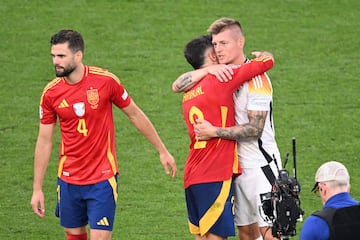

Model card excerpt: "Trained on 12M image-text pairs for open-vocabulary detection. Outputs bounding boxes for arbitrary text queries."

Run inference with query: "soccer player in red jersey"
[174,35,274,240]
[30,30,177,240]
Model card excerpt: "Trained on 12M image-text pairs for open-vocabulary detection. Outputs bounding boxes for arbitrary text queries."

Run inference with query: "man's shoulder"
[87,65,122,83]
[42,77,64,95]
[300,214,330,240]
[310,204,360,240]
[312,207,337,226]
[87,65,115,77]
[88,65,109,74]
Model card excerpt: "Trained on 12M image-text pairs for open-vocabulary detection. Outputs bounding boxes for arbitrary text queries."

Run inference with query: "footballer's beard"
[55,64,76,77]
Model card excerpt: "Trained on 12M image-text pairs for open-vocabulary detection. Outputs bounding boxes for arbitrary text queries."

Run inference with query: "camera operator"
[300,161,359,240]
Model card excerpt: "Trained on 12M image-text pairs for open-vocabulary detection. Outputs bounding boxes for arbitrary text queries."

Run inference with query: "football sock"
[66,232,88,240]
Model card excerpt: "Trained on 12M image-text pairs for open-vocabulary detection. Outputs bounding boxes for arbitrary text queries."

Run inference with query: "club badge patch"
[73,102,85,117]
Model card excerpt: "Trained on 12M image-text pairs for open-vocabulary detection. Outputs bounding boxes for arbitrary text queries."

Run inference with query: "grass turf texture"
[1,0,359,239]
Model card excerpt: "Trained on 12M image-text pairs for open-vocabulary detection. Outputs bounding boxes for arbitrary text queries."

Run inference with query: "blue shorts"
[185,178,235,238]
[55,175,118,230]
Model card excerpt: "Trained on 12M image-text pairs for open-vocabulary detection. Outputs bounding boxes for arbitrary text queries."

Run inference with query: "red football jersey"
[40,66,131,185]
[182,57,273,189]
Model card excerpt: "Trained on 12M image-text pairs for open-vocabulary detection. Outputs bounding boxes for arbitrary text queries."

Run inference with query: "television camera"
[260,138,304,240]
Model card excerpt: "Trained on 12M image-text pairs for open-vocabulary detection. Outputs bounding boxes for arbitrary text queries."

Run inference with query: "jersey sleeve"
[229,56,274,92]
[108,74,131,108]
[247,73,272,111]
[40,90,57,124]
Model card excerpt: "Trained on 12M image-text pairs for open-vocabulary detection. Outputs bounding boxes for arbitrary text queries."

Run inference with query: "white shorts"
[233,162,279,227]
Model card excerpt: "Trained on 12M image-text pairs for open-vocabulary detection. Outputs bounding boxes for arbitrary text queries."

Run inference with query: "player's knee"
[238,224,260,239]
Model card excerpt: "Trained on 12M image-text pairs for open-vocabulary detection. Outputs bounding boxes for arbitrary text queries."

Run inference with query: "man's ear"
[239,36,245,48]
[75,50,83,63]
[208,50,217,64]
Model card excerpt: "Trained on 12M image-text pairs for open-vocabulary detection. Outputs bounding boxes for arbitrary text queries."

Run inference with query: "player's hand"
[159,151,177,178]
[205,64,234,82]
[252,51,274,63]
[31,190,46,217]
[194,119,217,140]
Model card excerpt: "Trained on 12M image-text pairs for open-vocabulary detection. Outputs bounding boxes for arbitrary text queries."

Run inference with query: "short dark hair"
[50,30,84,53]
[183,35,212,70]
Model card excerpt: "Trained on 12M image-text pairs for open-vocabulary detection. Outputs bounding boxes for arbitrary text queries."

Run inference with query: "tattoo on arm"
[175,73,193,92]
[216,111,267,141]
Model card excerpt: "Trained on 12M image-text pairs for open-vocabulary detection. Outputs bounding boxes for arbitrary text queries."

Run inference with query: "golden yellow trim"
[188,220,200,235]
[107,131,117,174]
[199,178,232,236]
[233,145,240,174]
[60,139,65,155]
[88,66,122,84]
[108,176,118,203]
[217,106,229,146]
[40,78,62,105]
[57,156,67,177]
[220,106,228,128]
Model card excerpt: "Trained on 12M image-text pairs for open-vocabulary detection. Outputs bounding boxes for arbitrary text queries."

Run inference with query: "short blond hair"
[207,17,243,35]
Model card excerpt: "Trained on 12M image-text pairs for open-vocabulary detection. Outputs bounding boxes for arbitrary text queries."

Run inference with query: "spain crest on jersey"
[87,88,99,109]
[73,102,85,117]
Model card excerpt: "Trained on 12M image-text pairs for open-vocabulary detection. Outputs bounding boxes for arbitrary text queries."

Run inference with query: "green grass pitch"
[1,0,359,239]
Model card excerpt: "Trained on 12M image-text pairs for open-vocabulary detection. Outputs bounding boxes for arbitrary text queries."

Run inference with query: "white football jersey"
[234,72,281,169]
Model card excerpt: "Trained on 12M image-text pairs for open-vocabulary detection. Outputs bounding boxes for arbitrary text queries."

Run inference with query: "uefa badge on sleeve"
[39,106,43,120]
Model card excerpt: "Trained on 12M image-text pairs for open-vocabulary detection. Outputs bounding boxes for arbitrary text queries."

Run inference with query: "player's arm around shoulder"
[171,64,234,93]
